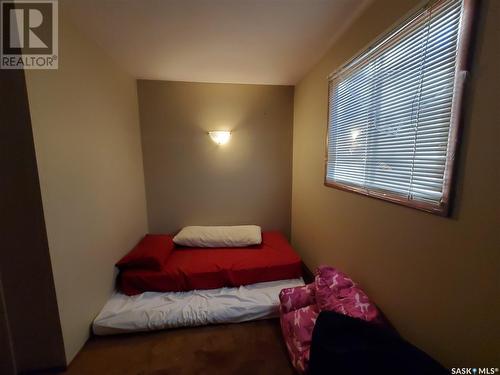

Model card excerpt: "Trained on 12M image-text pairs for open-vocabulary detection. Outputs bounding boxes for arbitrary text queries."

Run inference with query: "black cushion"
[309,311,448,375]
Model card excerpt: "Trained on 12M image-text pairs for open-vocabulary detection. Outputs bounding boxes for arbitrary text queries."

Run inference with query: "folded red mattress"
[118,231,302,295]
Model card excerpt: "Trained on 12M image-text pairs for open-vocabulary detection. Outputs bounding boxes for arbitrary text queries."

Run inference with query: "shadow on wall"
[0,69,66,372]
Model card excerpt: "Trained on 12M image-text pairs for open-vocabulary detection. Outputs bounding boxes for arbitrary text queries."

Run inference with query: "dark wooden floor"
[59,319,296,375]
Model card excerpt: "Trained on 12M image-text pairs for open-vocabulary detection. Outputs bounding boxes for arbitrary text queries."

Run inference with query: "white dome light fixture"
[208,131,231,145]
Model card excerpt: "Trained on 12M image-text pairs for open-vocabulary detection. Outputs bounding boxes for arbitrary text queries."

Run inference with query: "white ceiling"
[64,0,371,85]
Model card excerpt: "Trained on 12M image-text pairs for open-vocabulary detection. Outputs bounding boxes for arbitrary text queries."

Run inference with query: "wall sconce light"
[208,131,231,145]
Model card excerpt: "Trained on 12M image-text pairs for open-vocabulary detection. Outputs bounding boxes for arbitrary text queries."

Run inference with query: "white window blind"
[326,0,473,215]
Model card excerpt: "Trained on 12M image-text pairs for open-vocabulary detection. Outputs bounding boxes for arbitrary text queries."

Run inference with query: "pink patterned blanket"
[279,266,382,373]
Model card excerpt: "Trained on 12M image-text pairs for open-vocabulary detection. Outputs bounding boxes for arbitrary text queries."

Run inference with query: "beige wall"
[1,69,65,371]
[138,80,294,236]
[24,6,148,363]
[292,0,500,367]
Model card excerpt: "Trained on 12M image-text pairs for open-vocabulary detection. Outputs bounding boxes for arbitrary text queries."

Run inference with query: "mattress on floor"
[93,277,305,335]
[118,231,302,295]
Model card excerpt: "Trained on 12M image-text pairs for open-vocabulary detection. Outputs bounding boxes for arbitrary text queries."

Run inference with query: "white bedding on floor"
[93,278,304,335]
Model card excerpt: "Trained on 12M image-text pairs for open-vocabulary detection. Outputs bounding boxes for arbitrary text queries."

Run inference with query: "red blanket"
[118,231,302,295]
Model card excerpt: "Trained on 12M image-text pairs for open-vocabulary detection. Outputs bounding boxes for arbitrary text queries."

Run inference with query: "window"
[325,0,476,215]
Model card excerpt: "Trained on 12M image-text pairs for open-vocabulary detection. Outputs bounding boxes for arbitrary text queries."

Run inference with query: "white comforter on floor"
[93,278,304,335]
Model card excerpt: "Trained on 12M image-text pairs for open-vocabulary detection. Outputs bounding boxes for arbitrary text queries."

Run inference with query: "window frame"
[323,0,478,216]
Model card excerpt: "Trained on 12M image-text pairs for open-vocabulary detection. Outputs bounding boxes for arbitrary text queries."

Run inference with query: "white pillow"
[173,225,262,248]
